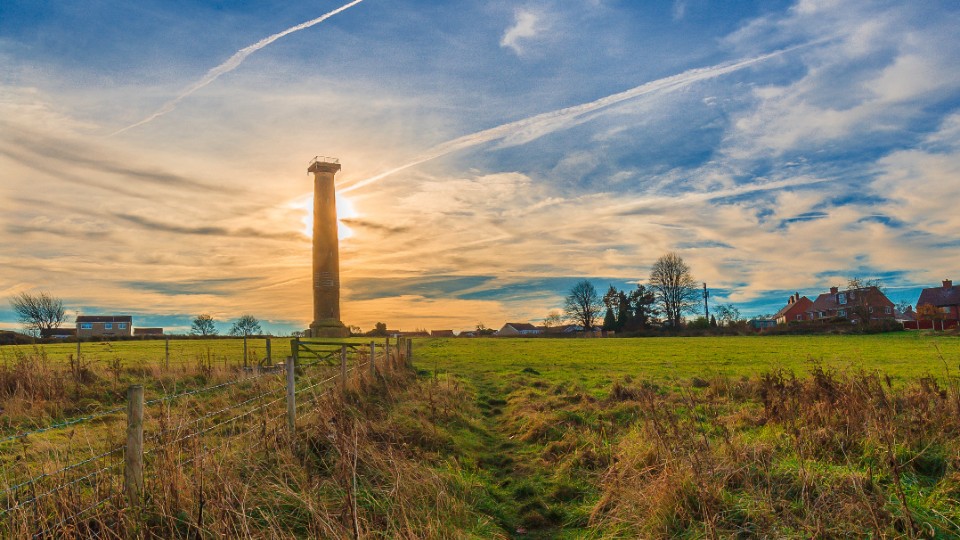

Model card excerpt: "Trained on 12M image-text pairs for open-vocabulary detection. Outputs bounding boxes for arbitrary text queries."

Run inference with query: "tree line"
[562,252,742,332]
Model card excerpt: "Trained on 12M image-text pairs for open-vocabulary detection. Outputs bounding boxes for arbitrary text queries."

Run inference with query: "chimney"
[830,286,839,295]
[788,294,795,305]
[944,279,953,289]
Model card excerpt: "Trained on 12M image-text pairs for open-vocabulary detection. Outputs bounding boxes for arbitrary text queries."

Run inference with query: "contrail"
[340,42,817,194]
[112,0,366,136]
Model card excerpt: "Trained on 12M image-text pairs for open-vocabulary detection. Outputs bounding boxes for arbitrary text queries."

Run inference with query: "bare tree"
[10,291,66,337]
[564,280,603,331]
[845,277,886,325]
[543,311,564,330]
[190,314,218,336]
[649,253,699,327]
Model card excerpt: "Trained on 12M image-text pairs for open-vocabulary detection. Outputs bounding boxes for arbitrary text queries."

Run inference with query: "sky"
[2,0,960,335]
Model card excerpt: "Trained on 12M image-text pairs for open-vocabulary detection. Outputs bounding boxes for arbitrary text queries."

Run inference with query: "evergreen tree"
[602,307,617,330]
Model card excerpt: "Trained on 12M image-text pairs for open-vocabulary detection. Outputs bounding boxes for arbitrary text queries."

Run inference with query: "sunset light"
[290,193,357,241]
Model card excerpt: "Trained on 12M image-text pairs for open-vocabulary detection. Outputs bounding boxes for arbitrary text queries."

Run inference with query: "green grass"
[415,333,960,386]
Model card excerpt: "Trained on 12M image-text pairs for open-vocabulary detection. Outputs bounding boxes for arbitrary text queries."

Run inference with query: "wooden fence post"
[76,338,81,361]
[266,337,272,366]
[384,337,390,365]
[369,342,376,378]
[125,385,144,508]
[243,334,248,369]
[341,345,348,383]
[407,339,413,364]
[286,353,296,439]
[165,337,170,371]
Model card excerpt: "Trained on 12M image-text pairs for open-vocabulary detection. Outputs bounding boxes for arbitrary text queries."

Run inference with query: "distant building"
[40,327,77,339]
[750,318,777,330]
[917,280,960,322]
[807,285,894,324]
[431,330,455,337]
[134,328,164,336]
[497,323,542,336]
[76,316,133,338]
[774,293,813,324]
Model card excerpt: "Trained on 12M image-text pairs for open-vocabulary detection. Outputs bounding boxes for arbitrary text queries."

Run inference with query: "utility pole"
[703,283,710,320]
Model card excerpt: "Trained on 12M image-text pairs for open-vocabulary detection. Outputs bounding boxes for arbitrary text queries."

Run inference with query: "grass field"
[4,332,960,538]
[417,332,960,385]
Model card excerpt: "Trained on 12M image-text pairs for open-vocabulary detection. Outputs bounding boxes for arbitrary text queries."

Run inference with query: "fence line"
[0,338,411,536]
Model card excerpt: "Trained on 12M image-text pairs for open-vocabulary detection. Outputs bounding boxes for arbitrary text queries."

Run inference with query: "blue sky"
[1,0,959,334]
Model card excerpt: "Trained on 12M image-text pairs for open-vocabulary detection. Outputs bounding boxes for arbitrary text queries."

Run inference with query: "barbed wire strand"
[0,445,124,498]
[0,460,120,517]
[32,492,113,539]
[0,406,127,447]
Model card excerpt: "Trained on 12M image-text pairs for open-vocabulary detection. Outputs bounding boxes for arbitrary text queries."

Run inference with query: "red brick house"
[773,293,813,324]
[807,286,895,324]
[916,279,960,328]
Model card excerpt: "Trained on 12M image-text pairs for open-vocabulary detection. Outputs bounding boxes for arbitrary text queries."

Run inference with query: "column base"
[308,320,350,338]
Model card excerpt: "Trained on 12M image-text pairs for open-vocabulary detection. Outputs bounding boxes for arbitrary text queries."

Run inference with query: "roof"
[431,330,455,337]
[773,296,812,320]
[504,322,538,331]
[809,292,839,313]
[917,284,960,308]
[76,315,133,323]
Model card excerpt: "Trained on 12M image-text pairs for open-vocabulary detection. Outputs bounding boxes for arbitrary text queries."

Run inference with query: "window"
[869,306,874,313]
[80,323,92,329]
[943,307,951,314]
[838,309,847,317]
[104,323,113,330]
[118,323,127,329]
[838,293,847,305]
[885,306,891,314]
[796,314,802,320]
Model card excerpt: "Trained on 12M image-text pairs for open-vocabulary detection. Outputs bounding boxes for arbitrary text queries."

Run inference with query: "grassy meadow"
[4,331,960,538]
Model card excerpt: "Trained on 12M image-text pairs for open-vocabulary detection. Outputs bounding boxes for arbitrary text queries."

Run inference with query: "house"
[430,330,455,337]
[773,293,813,324]
[497,323,542,336]
[76,316,133,338]
[40,327,77,338]
[807,285,895,324]
[134,328,164,336]
[914,279,960,330]
[750,318,777,330]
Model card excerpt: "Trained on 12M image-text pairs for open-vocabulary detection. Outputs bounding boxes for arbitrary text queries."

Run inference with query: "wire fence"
[0,336,414,538]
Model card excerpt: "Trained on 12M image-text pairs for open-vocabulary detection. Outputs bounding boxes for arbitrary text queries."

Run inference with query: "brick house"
[917,280,960,321]
[773,293,813,324]
[76,316,133,338]
[807,286,895,323]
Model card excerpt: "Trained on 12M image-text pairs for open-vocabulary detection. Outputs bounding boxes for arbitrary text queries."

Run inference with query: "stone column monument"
[308,157,349,337]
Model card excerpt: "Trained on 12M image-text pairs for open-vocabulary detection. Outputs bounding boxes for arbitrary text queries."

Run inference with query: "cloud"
[500,9,544,55]
[112,0,368,135]
[672,1,687,21]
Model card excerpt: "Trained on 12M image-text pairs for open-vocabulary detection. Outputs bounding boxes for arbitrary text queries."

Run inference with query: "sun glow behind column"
[289,194,357,240]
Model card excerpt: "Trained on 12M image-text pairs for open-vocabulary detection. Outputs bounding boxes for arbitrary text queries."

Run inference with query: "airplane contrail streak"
[340,41,819,194]
[112,0,366,136]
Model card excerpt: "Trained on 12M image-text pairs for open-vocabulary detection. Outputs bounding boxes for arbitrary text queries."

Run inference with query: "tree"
[229,315,261,336]
[628,284,658,329]
[715,303,741,326]
[475,323,496,336]
[10,291,65,337]
[602,307,617,331]
[917,304,943,322]
[845,277,885,325]
[543,311,564,331]
[190,314,218,336]
[649,253,699,328]
[564,280,603,331]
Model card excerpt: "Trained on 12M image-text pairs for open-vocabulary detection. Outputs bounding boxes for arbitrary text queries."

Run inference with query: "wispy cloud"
[111,0,367,135]
[340,41,821,194]
[500,9,544,55]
